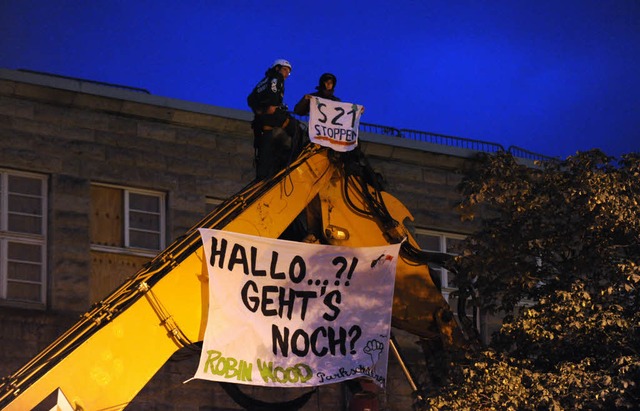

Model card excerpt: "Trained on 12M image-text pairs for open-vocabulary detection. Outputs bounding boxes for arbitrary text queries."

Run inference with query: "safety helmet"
[319,73,337,86]
[272,59,292,71]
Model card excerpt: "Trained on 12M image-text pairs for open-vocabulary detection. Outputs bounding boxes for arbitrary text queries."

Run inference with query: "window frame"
[0,169,48,307]
[414,228,480,330]
[90,183,166,257]
[414,228,465,292]
[124,188,166,251]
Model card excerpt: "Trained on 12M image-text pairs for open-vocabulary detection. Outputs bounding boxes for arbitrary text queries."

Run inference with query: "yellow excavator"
[0,144,472,410]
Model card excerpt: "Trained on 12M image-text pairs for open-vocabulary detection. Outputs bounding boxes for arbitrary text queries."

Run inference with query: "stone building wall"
[0,69,481,410]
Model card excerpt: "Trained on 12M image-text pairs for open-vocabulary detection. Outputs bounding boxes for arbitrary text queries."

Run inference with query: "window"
[414,229,479,329]
[0,170,47,306]
[414,229,464,292]
[125,191,164,250]
[91,184,165,253]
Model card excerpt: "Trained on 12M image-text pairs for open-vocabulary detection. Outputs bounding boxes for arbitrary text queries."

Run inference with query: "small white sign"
[308,97,364,152]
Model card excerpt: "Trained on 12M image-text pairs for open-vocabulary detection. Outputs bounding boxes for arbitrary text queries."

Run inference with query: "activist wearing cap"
[247,58,301,179]
[272,59,292,71]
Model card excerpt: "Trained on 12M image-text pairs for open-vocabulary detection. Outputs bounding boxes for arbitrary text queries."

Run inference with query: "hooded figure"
[316,73,338,97]
[293,72,341,116]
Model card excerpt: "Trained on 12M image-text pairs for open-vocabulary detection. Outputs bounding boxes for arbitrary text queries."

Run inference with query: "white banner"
[308,97,363,152]
[192,229,399,389]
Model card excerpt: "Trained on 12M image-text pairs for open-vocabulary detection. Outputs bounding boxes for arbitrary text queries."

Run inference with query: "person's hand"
[266,105,277,114]
[304,94,312,100]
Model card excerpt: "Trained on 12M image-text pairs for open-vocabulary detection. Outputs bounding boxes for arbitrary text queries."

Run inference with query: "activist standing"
[294,73,344,244]
[293,72,341,116]
[247,59,301,179]
[294,72,365,118]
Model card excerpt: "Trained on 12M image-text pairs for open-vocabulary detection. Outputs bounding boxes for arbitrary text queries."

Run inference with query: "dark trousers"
[255,127,293,179]
[253,110,301,179]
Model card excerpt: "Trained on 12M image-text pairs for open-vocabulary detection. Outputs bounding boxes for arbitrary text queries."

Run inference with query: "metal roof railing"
[359,123,401,137]
[293,113,554,160]
[507,145,559,162]
[399,128,505,153]
[293,113,553,161]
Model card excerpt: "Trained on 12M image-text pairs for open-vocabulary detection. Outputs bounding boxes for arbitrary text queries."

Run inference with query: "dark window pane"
[130,230,160,250]
[6,281,41,302]
[8,242,42,262]
[8,261,42,282]
[129,210,160,231]
[8,214,42,234]
[417,234,441,251]
[129,193,160,213]
[8,242,43,283]
[9,194,42,214]
[9,175,42,196]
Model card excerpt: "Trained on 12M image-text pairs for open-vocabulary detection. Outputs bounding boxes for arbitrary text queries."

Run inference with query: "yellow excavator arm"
[0,145,466,410]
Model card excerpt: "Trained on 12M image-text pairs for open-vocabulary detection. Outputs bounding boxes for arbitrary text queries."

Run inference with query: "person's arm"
[293,94,312,115]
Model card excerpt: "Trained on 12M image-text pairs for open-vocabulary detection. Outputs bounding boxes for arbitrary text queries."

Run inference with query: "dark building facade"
[0,68,504,410]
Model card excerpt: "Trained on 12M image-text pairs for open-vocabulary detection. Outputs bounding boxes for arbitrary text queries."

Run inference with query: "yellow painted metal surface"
[1,147,463,409]
[4,248,207,410]
[317,167,458,340]
[1,148,335,410]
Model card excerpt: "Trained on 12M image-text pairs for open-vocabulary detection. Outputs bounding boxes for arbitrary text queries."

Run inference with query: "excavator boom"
[0,145,465,410]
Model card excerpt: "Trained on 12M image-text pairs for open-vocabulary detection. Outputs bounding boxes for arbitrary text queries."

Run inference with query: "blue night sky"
[1,0,639,159]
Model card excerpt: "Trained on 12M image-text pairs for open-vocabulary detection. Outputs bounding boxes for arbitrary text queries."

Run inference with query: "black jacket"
[247,68,286,113]
[293,90,341,116]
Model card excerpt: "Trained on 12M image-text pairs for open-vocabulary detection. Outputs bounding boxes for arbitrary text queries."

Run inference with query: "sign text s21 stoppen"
[308,97,364,152]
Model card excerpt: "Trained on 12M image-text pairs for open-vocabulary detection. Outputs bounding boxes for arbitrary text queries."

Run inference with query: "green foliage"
[424,150,640,410]
[454,150,640,313]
